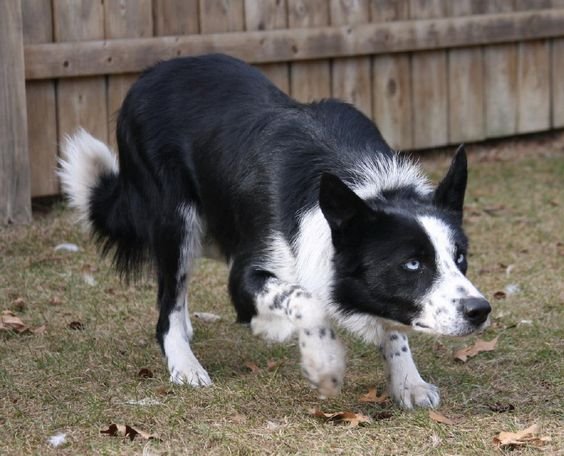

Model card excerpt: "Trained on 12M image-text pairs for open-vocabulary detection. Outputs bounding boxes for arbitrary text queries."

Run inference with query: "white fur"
[164,306,211,386]
[382,331,440,409]
[164,204,212,386]
[293,208,334,303]
[58,129,118,227]
[251,279,346,398]
[414,216,488,336]
[352,154,433,200]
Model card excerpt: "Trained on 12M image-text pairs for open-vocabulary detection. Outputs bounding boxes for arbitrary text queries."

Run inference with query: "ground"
[1,133,563,455]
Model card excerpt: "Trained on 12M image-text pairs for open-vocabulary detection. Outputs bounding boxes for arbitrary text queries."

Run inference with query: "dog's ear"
[319,173,371,235]
[433,144,467,218]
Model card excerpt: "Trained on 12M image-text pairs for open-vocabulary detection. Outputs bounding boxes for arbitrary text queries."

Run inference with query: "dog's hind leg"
[155,204,211,386]
[378,330,439,409]
[230,265,345,398]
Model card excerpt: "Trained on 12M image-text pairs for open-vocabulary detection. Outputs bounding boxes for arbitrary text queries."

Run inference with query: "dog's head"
[319,146,490,337]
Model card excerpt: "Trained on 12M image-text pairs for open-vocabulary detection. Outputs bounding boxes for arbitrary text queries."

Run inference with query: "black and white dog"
[60,54,491,409]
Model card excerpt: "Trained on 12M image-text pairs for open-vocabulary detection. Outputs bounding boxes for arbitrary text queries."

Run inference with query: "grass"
[1,133,563,455]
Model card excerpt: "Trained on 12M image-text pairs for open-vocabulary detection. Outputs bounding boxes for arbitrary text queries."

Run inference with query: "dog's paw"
[299,327,346,398]
[389,379,440,409]
[168,358,212,387]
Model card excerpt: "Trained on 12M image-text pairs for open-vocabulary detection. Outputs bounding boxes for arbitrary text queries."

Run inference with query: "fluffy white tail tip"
[58,128,118,225]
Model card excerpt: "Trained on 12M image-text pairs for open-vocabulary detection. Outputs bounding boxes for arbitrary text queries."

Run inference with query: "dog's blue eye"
[403,260,421,271]
[456,253,465,264]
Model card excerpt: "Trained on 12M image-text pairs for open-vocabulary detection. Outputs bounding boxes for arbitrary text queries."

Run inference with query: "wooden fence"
[2,0,564,224]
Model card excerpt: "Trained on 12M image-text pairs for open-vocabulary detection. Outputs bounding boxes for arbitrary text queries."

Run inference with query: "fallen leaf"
[266,359,282,371]
[32,324,47,335]
[311,409,372,427]
[493,424,550,448]
[493,291,506,300]
[193,312,221,322]
[488,402,515,413]
[100,423,160,441]
[11,297,26,311]
[1,310,45,335]
[372,411,393,421]
[359,387,389,405]
[154,386,173,396]
[429,410,455,425]
[137,368,153,379]
[0,310,27,333]
[454,337,498,362]
[68,321,85,331]
[244,362,260,374]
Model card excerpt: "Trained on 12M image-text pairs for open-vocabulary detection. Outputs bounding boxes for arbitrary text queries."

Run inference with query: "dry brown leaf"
[493,291,506,300]
[493,424,551,448]
[1,310,28,333]
[1,310,45,335]
[100,423,160,441]
[311,409,372,427]
[244,362,260,374]
[32,324,47,335]
[429,410,455,425]
[68,321,85,331]
[454,337,498,362]
[11,297,26,311]
[488,402,515,413]
[359,387,389,405]
[266,360,281,371]
[137,368,153,379]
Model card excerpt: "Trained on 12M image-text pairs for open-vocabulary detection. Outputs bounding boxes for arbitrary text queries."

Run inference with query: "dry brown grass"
[1,133,563,455]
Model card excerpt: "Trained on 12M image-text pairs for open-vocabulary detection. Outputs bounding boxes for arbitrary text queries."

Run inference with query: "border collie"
[59,54,490,409]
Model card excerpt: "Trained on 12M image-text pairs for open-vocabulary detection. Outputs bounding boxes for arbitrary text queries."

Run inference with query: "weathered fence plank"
[515,0,551,134]
[370,0,412,150]
[0,0,31,223]
[22,0,58,197]
[53,0,108,145]
[288,0,331,102]
[153,0,200,36]
[330,0,372,117]
[245,0,290,93]
[484,1,517,138]
[104,0,153,150]
[24,9,564,80]
[552,0,564,127]
[199,0,245,34]
[447,0,486,144]
[410,0,448,148]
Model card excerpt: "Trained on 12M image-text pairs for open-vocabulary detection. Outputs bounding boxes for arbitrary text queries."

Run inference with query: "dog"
[59,53,491,409]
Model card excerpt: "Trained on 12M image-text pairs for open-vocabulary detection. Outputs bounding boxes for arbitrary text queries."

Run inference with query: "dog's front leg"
[379,331,439,409]
[252,278,346,398]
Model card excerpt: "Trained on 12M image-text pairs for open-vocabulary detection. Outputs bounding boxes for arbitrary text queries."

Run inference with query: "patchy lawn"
[1,133,563,455]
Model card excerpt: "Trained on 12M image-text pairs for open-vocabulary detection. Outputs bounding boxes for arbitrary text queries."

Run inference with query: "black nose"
[462,298,491,325]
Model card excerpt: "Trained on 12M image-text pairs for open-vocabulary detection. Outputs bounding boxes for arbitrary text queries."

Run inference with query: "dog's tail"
[58,129,148,278]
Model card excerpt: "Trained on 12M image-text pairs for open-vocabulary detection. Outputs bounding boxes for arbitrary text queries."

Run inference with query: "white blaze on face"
[413,216,487,336]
